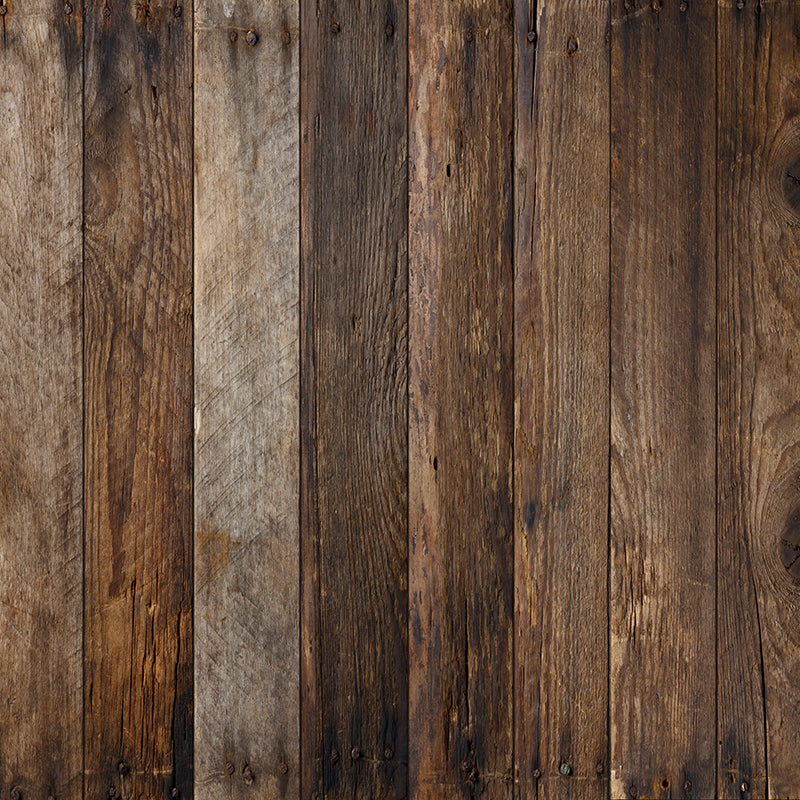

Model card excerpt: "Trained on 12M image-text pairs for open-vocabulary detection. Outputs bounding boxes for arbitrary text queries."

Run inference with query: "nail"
[683,779,692,793]
[651,0,661,11]
[102,4,111,17]
[279,761,289,775]
[465,28,474,43]
[282,27,290,45]
[560,762,572,776]
[384,747,393,760]
[624,0,632,11]
[9,789,19,800]
[736,0,744,8]
[741,781,749,793]
[118,761,129,776]
[351,747,361,760]
[229,29,238,42]
[385,22,394,37]
[330,20,340,34]
[226,761,235,776]
[245,29,257,45]
[526,29,536,43]
[242,765,254,786]
[0,5,9,14]
[173,3,182,17]
[629,786,638,799]
[171,789,179,798]
[532,768,541,779]
[596,762,604,775]
[679,0,687,10]
[64,2,73,13]
[567,36,578,54]
[331,748,340,764]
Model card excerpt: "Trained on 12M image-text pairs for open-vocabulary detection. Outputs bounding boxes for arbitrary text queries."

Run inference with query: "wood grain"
[193,1,299,797]
[514,1,610,797]
[408,1,514,797]
[718,2,800,797]
[300,1,408,798]
[0,0,83,795]
[83,0,193,792]
[609,1,716,798]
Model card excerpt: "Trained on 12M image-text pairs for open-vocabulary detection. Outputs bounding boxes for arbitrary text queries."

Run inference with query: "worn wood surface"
[194,0,299,796]
[0,0,83,795]
[514,1,610,798]
[609,1,717,798]
[83,0,193,792]
[718,2,800,797]
[300,1,408,799]
[4,0,800,795]
[408,1,515,797]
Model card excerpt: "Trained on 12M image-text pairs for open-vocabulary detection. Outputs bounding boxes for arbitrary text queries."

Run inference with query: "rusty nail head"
[282,27,290,45]
[0,6,8,15]
[9,789,19,800]
[736,0,744,7]
[351,747,361,760]
[330,20,340,33]
[741,781,749,792]
[171,789,179,798]
[683,779,692,793]
[680,0,687,9]
[624,0,632,10]
[651,0,661,10]
[229,29,238,42]
[532,768,541,779]
[330,748,340,764]
[629,786,638,799]
[102,5,111,17]
[384,747,393,760]
[526,30,536,43]
[118,761,129,776]
[225,760,235,776]
[461,760,470,772]
[279,761,289,774]
[173,4,181,17]
[560,762,572,776]
[596,762,604,774]
[245,28,257,45]
[465,28,474,43]
[242,765,254,785]
[107,786,116,800]
[64,2,72,13]
[385,22,394,37]
[567,36,578,54]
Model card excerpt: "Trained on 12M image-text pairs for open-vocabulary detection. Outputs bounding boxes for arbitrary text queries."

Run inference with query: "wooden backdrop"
[1,0,799,797]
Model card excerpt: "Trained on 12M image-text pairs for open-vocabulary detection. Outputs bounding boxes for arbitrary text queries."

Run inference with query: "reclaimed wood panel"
[609,1,716,798]
[0,0,83,795]
[300,1,408,798]
[83,0,194,792]
[718,1,800,796]
[193,0,299,796]
[408,1,515,797]
[514,0,610,797]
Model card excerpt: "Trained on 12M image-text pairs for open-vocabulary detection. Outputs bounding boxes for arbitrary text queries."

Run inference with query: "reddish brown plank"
[609,1,716,797]
[300,1,409,798]
[718,1,800,796]
[408,1,515,797]
[83,0,193,793]
[0,0,83,795]
[514,0,610,797]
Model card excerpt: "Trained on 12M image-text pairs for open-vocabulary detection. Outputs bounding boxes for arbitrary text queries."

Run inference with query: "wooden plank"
[408,1,514,797]
[193,0,299,795]
[300,1,408,798]
[0,0,83,796]
[514,0,610,797]
[609,2,716,798]
[718,2,800,796]
[83,0,193,793]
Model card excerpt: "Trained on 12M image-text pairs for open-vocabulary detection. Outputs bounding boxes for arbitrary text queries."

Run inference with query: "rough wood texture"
[0,0,83,795]
[408,1,514,797]
[514,1,610,797]
[718,2,800,797]
[83,0,193,792]
[300,1,408,798]
[609,1,716,798]
[194,1,299,797]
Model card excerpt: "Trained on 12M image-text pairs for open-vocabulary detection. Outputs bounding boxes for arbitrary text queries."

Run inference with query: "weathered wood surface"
[609,1,717,798]
[718,1,800,797]
[83,0,194,792]
[408,1,515,797]
[514,1,610,798]
[194,0,299,796]
[300,1,409,798]
[0,0,83,795]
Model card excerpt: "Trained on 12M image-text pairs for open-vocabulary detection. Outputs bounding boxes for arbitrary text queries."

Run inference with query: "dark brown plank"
[83,0,193,793]
[0,0,83,795]
[718,2,800,796]
[300,1,408,798]
[408,1,514,797]
[514,0,610,797]
[609,1,716,797]
[193,0,299,795]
